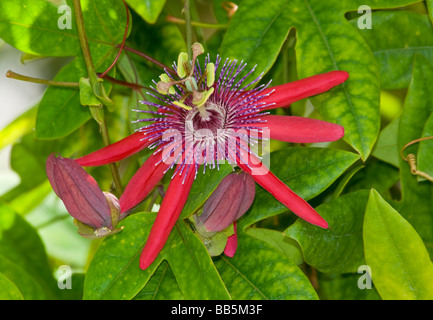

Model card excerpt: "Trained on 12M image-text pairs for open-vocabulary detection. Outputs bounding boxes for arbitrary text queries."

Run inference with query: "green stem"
[73,0,98,84]
[99,0,130,78]
[189,0,206,46]
[6,70,79,87]
[184,0,192,57]
[166,15,228,29]
[101,115,123,194]
[73,0,123,195]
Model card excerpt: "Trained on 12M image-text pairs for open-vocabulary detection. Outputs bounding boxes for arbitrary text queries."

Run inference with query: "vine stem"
[121,45,177,76]
[184,0,192,57]
[98,0,130,79]
[99,73,152,91]
[73,0,123,195]
[72,0,98,84]
[166,15,228,29]
[6,70,79,87]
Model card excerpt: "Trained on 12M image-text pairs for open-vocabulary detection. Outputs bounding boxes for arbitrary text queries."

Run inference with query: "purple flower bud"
[200,172,255,232]
[46,153,117,232]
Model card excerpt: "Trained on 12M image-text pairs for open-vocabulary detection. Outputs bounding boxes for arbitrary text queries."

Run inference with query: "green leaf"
[351,10,433,90]
[0,255,48,300]
[162,220,230,299]
[363,189,433,300]
[318,273,380,300]
[29,0,126,139]
[372,117,400,167]
[57,272,85,300]
[220,0,423,160]
[0,0,79,56]
[344,159,399,196]
[397,54,433,255]
[125,9,187,68]
[35,52,115,139]
[285,190,369,274]
[294,1,380,161]
[417,110,433,180]
[1,130,87,206]
[0,202,57,297]
[133,261,184,300]
[0,105,37,151]
[214,230,318,300]
[79,77,102,107]
[35,59,87,139]
[330,162,364,199]
[219,0,293,82]
[0,0,127,56]
[0,272,24,300]
[24,192,92,270]
[246,227,303,265]
[239,147,360,229]
[125,0,167,24]
[84,210,230,300]
[83,212,161,300]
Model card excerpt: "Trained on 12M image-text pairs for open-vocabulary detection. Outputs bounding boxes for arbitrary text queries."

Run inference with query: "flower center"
[186,102,226,138]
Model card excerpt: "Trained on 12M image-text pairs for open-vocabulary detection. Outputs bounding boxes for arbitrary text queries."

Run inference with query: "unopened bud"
[200,171,255,232]
[46,154,123,238]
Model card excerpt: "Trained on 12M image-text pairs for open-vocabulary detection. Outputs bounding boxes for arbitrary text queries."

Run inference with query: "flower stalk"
[166,15,228,29]
[73,0,123,195]
[5,70,79,88]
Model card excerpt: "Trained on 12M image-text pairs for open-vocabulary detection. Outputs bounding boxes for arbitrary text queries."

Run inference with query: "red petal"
[261,71,349,110]
[236,153,328,229]
[251,115,344,143]
[119,152,170,214]
[139,165,196,270]
[75,132,154,167]
[224,222,238,258]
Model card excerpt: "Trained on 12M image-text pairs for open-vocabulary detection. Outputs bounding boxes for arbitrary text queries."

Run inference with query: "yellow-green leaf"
[364,189,433,300]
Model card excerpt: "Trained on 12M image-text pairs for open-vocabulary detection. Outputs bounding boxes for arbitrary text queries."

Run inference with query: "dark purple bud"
[200,172,255,232]
[46,153,114,230]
